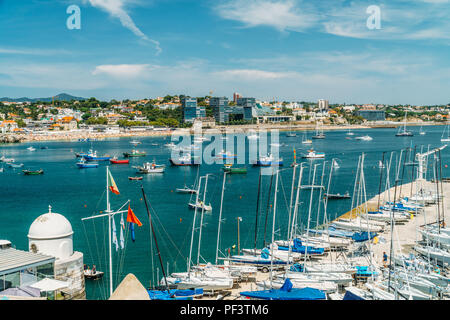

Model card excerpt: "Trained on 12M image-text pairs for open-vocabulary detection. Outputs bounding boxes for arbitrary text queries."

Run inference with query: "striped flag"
[112,216,119,251]
[119,214,125,249]
[108,169,120,195]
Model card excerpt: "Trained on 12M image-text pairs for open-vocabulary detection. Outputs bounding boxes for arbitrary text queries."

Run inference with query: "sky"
[0,0,449,105]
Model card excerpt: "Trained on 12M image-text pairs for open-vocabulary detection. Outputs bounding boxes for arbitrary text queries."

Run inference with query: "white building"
[27,206,85,299]
[318,99,329,112]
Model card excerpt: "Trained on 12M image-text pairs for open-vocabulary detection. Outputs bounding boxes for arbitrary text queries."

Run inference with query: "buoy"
[84,204,87,208]
[180,218,182,223]
[239,196,242,199]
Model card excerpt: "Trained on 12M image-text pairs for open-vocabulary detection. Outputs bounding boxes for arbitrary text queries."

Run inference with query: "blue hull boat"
[77,162,99,168]
[83,155,111,161]
[240,279,326,300]
[147,288,203,300]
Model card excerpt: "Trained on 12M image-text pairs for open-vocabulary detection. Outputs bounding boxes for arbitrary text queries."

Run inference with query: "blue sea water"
[1,126,448,299]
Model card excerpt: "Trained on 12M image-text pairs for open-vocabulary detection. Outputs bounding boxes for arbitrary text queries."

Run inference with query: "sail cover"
[240,279,325,300]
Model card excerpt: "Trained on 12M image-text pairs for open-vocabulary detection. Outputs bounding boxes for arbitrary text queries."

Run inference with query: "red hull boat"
[129,176,143,181]
[110,158,130,164]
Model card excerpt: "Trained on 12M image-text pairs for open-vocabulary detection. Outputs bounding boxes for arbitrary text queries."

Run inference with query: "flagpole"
[106,166,113,298]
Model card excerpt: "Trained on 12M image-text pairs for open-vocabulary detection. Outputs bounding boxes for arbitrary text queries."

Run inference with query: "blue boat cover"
[343,290,365,300]
[277,239,324,255]
[147,288,203,300]
[289,263,304,272]
[240,279,326,300]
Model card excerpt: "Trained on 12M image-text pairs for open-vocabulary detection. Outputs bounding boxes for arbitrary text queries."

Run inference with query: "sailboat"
[312,122,325,139]
[346,129,355,136]
[419,126,426,135]
[441,117,450,142]
[302,133,312,145]
[395,112,413,136]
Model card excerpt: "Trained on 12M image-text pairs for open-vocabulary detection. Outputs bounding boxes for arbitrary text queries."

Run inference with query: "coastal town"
[1,93,450,143]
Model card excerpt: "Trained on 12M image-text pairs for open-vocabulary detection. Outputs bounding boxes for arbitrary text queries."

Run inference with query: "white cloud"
[85,0,161,54]
[215,0,316,32]
[92,64,152,78]
[214,69,299,80]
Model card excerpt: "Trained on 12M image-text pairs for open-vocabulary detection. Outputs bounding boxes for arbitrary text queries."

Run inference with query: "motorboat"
[0,156,14,162]
[27,146,36,151]
[123,150,146,157]
[176,185,198,194]
[169,153,200,166]
[83,150,111,161]
[77,158,99,168]
[302,149,325,159]
[109,157,130,164]
[252,153,283,166]
[188,201,212,211]
[216,150,236,160]
[23,169,44,175]
[355,135,373,141]
[135,162,165,174]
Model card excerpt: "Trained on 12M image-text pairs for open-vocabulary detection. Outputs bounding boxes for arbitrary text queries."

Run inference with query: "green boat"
[222,164,247,174]
[23,169,44,175]
[123,150,146,158]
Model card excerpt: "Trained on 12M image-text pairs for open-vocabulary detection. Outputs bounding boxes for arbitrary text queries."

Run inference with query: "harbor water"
[1,125,449,299]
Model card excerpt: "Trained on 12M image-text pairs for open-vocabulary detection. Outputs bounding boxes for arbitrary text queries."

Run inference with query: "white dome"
[28,206,74,240]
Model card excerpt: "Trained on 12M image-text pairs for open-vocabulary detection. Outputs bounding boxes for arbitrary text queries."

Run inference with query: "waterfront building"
[182,97,205,123]
[357,110,386,121]
[318,99,329,112]
[0,120,18,133]
[236,97,256,121]
[233,92,241,103]
[210,97,231,123]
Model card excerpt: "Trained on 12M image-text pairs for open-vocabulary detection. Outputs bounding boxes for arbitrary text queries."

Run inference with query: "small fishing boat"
[355,135,373,141]
[222,164,247,174]
[216,150,237,160]
[130,140,142,146]
[129,176,143,181]
[83,269,104,280]
[286,132,297,137]
[252,153,283,166]
[83,150,111,161]
[23,169,44,175]
[123,150,146,157]
[176,185,198,194]
[325,191,351,199]
[27,146,36,151]
[109,157,130,164]
[40,146,48,150]
[169,154,199,166]
[302,149,325,159]
[135,162,165,174]
[7,163,23,168]
[188,201,212,211]
[76,159,99,168]
[0,156,14,162]
[23,169,43,175]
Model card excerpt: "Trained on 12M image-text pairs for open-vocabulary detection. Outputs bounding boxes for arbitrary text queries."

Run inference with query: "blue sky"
[0,0,449,105]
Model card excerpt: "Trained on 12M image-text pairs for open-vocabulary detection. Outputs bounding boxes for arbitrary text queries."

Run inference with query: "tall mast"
[263,170,274,247]
[141,186,170,293]
[303,163,318,272]
[269,169,279,289]
[188,176,203,276]
[197,174,210,265]
[287,164,297,239]
[253,169,262,255]
[106,166,113,297]
[215,172,227,264]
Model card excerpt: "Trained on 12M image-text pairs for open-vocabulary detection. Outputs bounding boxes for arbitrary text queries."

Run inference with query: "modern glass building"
[210,97,231,123]
[181,97,205,123]
[357,110,386,121]
[237,97,256,121]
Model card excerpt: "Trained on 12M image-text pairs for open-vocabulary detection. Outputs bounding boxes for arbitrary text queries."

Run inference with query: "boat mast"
[287,164,297,239]
[254,168,262,255]
[215,172,227,264]
[287,164,304,264]
[106,166,113,297]
[141,186,170,293]
[303,163,318,272]
[263,170,275,247]
[197,174,210,265]
[269,169,279,289]
[188,176,203,277]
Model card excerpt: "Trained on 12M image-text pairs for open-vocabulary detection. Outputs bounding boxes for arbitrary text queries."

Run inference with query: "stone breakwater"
[0,134,25,144]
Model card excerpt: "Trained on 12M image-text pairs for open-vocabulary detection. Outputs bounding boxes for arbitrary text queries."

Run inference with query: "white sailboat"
[395,112,413,136]
[302,133,312,145]
[441,115,450,142]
